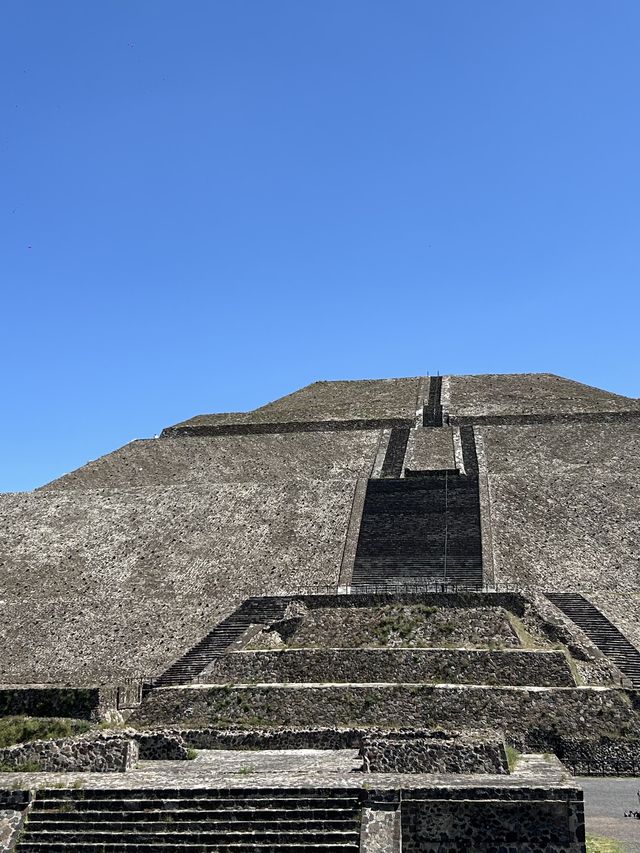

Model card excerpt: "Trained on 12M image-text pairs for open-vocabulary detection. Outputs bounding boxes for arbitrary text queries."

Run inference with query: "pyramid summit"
[1,372,639,850]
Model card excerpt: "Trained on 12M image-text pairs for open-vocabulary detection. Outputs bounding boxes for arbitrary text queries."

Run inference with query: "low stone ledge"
[202,648,575,687]
[0,736,137,773]
[135,731,189,760]
[528,733,640,776]
[360,731,509,775]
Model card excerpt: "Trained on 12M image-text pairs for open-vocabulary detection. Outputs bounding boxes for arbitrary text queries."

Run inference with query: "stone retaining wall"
[203,648,575,687]
[0,802,27,853]
[133,684,640,740]
[0,687,105,720]
[360,733,509,774]
[401,792,585,852]
[527,733,640,777]
[0,736,137,773]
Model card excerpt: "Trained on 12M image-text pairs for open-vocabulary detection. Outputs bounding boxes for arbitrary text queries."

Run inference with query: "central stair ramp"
[351,474,483,590]
[545,592,640,687]
[153,597,291,687]
[17,787,362,852]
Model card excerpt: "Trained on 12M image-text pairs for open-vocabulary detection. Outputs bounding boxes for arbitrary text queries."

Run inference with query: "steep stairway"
[153,598,291,687]
[423,376,444,427]
[351,475,483,589]
[545,592,640,687]
[17,787,362,852]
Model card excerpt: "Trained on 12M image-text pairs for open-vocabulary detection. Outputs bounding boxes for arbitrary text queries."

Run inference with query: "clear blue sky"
[2,1,640,492]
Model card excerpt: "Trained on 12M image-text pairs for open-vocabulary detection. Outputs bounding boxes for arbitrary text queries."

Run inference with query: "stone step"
[30,813,357,826]
[29,799,359,823]
[36,789,361,801]
[19,830,359,845]
[17,844,359,852]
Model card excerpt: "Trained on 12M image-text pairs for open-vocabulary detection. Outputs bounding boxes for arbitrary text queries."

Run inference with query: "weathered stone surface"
[447,372,640,420]
[166,378,422,434]
[131,684,640,741]
[404,428,455,473]
[258,598,522,650]
[531,734,640,777]
[360,731,509,775]
[0,687,102,720]
[202,648,575,687]
[480,420,640,476]
[0,735,136,772]
[0,807,25,853]
[0,481,354,682]
[360,804,400,853]
[402,794,585,852]
[487,469,640,593]
[43,431,382,490]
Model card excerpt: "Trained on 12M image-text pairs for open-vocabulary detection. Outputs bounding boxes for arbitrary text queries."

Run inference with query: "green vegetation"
[0,759,41,772]
[506,614,543,649]
[0,716,91,748]
[586,836,627,852]
[186,748,198,760]
[372,604,438,645]
[560,646,583,685]
[505,745,520,771]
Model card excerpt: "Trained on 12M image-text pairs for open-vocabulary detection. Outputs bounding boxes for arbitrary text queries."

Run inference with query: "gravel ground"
[579,776,640,852]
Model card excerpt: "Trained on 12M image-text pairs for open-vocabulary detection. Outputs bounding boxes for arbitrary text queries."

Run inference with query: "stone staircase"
[153,598,291,687]
[380,428,411,478]
[351,475,483,589]
[423,376,444,427]
[545,592,640,686]
[17,787,362,852]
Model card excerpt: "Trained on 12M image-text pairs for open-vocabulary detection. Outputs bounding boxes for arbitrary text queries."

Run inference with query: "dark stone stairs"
[351,475,483,589]
[153,598,291,687]
[17,787,362,852]
[545,592,640,687]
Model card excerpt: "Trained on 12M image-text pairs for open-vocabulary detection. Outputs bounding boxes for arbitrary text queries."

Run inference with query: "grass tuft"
[586,836,627,853]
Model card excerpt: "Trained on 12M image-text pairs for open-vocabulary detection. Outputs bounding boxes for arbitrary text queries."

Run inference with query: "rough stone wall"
[0,736,136,773]
[0,795,28,853]
[0,481,355,683]
[401,794,585,852]
[404,428,456,473]
[447,372,640,420]
[262,598,523,650]
[43,431,382,490]
[132,684,640,740]
[531,735,640,776]
[478,422,640,594]
[360,734,508,774]
[0,688,102,720]
[167,377,422,433]
[203,648,575,687]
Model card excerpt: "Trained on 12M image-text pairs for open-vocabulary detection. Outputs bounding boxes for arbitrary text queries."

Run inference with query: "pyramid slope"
[1,371,639,685]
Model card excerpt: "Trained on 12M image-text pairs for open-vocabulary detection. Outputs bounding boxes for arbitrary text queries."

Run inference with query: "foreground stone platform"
[0,752,586,852]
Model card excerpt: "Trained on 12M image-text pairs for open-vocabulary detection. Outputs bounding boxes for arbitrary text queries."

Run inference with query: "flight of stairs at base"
[153,598,291,687]
[545,592,640,687]
[16,788,362,853]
